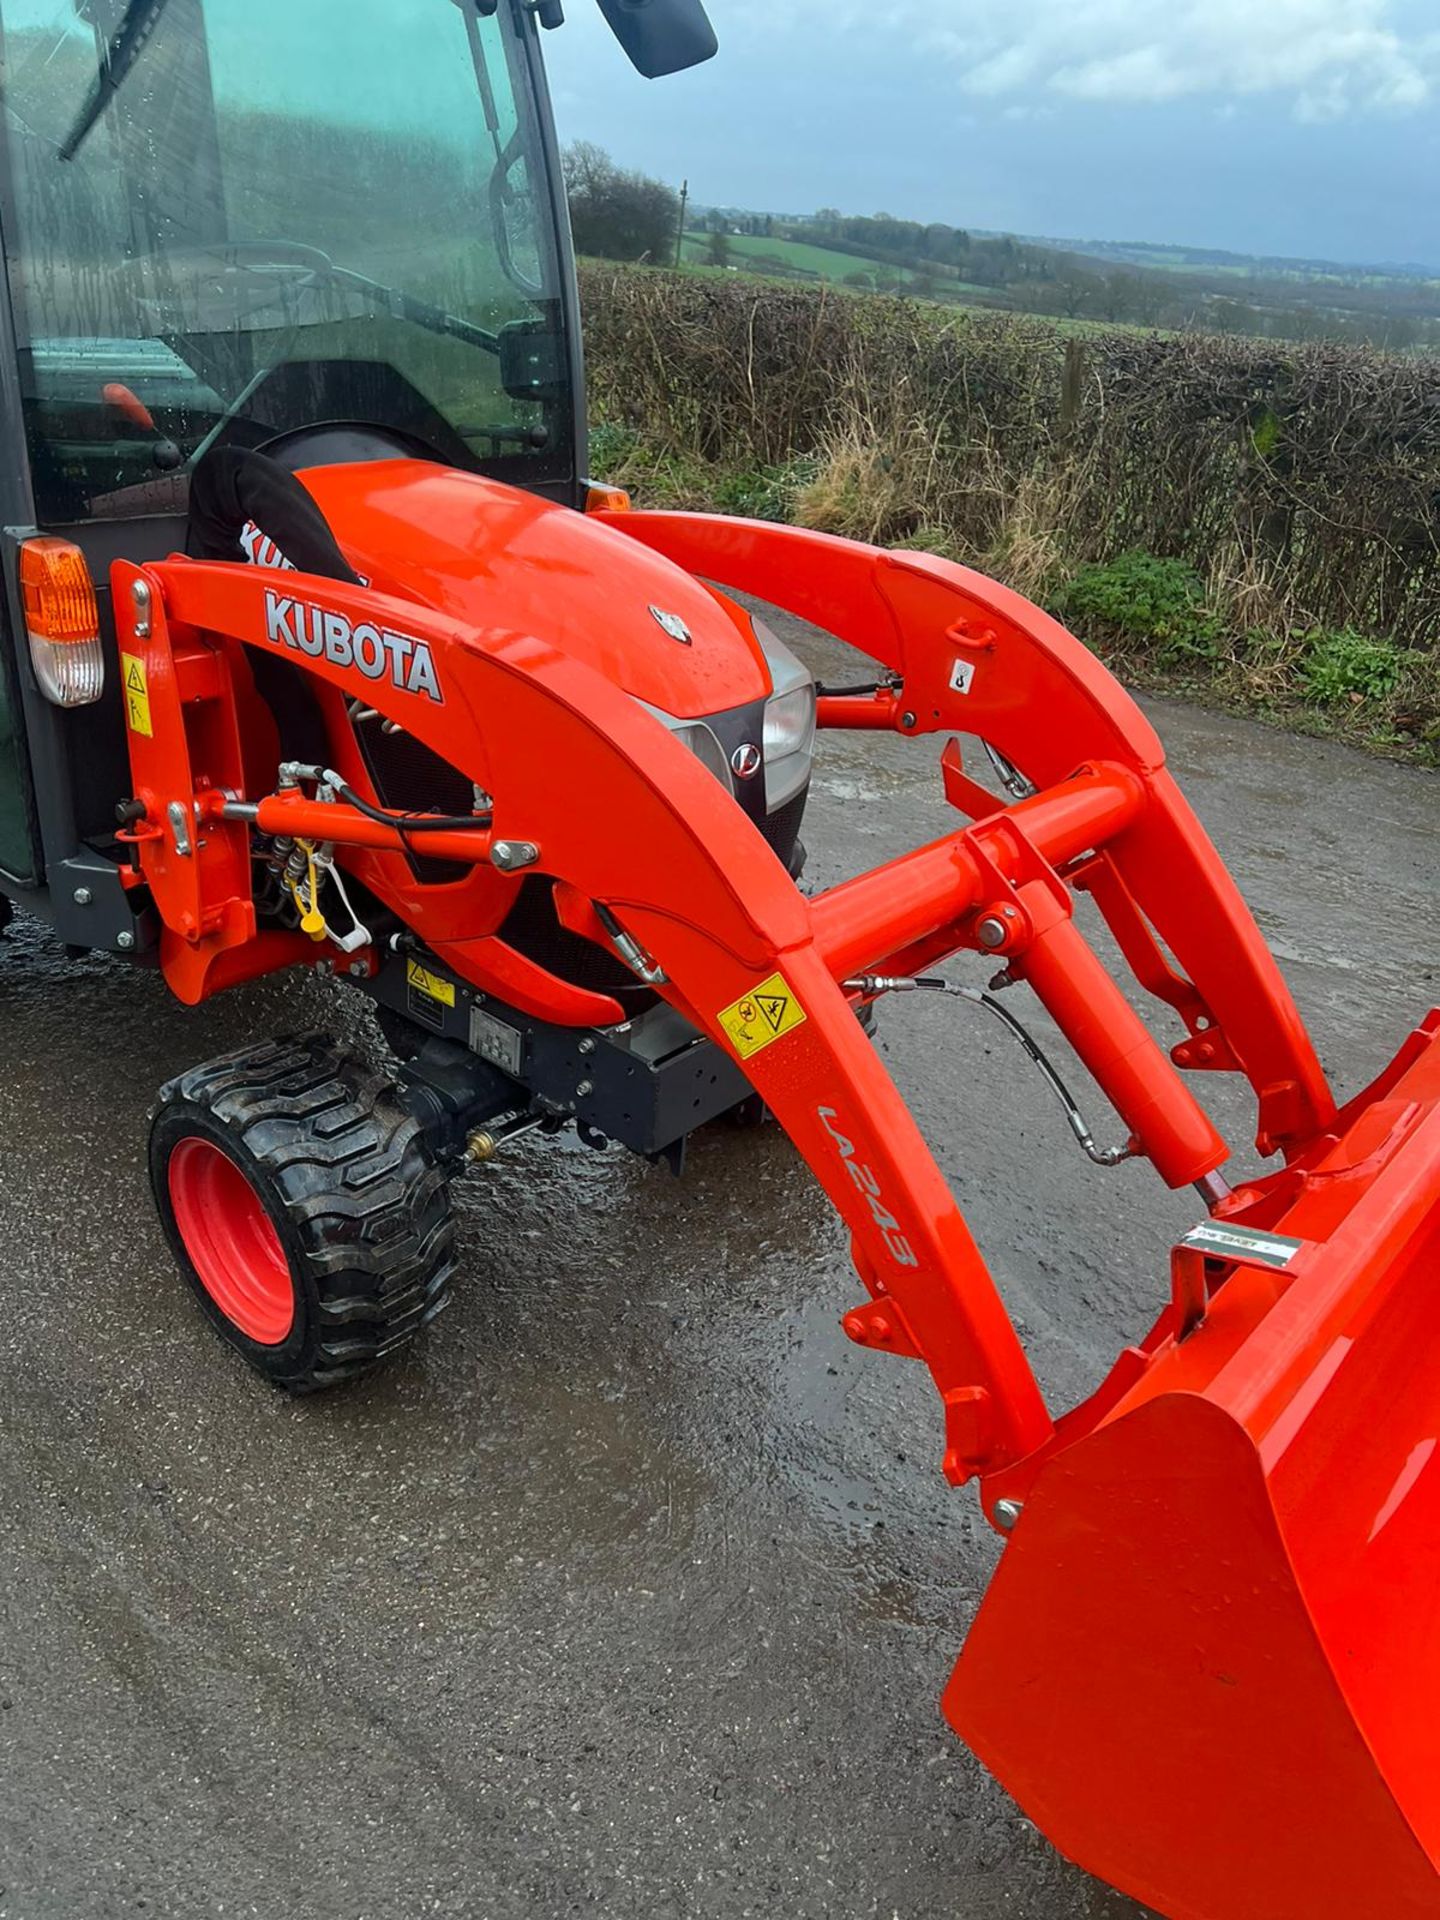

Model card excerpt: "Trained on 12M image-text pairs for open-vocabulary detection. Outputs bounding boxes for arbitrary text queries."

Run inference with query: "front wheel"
[150,1035,455,1391]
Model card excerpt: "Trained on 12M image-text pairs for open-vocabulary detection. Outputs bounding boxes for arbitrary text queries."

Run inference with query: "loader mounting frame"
[112,506,1333,1486]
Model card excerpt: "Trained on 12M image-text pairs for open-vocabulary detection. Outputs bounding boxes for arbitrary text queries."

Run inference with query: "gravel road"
[0,610,1433,1919]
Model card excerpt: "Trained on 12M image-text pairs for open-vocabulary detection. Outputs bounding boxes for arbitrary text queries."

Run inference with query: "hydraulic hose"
[844,973,1137,1169]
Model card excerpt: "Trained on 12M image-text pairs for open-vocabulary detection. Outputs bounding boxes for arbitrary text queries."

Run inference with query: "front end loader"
[0,3,1435,1916]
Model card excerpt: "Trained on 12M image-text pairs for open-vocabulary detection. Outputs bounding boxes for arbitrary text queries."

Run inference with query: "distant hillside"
[687,203,1440,349]
[993,232,1440,285]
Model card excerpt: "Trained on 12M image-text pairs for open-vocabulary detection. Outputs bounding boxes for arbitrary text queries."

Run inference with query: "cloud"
[766,0,1440,120]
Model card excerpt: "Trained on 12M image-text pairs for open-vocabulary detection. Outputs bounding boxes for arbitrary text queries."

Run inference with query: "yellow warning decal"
[718,972,808,1060]
[120,653,152,739]
[406,960,456,1008]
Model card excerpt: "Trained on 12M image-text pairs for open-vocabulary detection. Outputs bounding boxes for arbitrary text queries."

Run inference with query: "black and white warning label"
[1180,1222,1305,1272]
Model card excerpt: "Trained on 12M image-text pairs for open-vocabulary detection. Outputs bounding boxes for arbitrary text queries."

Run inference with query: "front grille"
[499,876,651,1003]
[353,720,476,885]
[356,722,475,817]
[762,785,809,876]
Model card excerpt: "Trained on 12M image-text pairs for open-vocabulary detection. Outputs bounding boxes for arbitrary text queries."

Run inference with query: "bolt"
[131,577,152,638]
[576,1080,594,1099]
[976,916,1009,951]
[491,840,540,874]
[72,887,93,907]
[901,711,917,730]
[116,930,135,951]
[348,961,368,979]
[870,1314,893,1343]
[578,1037,596,1056]
[993,1498,1024,1534]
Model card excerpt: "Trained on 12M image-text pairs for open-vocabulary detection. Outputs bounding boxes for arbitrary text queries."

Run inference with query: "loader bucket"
[947,1020,1440,1920]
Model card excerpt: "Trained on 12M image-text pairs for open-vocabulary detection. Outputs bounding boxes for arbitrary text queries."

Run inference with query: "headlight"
[764,684,816,761]
[630,616,817,816]
[754,619,816,810]
[634,700,735,796]
[672,719,734,793]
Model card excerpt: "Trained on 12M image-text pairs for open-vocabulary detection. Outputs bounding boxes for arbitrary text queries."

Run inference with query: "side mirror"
[595,0,718,77]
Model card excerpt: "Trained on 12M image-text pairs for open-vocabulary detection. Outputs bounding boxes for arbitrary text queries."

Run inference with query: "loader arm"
[588,513,1440,1920]
[597,511,1336,1160]
[112,512,1329,1484]
[112,519,1440,1919]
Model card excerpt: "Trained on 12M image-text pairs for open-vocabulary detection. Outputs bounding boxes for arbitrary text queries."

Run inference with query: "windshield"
[0,0,571,522]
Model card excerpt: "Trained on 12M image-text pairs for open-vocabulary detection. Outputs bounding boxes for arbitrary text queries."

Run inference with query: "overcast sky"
[544,0,1440,268]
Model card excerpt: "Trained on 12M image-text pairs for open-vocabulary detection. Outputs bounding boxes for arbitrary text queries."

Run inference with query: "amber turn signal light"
[20,536,105,706]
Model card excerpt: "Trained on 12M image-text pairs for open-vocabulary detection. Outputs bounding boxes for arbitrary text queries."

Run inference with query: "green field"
[681,229,989,298]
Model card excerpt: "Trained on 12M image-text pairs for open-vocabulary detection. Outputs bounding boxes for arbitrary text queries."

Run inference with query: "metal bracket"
[47,854,153,952]
[1170,1243,1212,1340]
[842,1297,923,1359]
[941,1386,995,1487]
[167,800,193,859]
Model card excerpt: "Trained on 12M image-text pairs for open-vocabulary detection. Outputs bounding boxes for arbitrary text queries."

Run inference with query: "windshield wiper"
[337,262,502,357]
[183,239,501,357]
[60,0,172,162]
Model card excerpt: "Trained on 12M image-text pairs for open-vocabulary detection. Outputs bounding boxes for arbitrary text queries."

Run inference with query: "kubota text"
[263,590,443,702]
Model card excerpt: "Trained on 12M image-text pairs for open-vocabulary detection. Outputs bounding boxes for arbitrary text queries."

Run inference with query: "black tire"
[150,1034,455,1391]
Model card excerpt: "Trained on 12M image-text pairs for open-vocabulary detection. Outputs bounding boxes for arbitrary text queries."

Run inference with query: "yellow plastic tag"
[406,960,456,1008]
[121,653,152,738]
[718,973,807,1060]
[299,850,327,940]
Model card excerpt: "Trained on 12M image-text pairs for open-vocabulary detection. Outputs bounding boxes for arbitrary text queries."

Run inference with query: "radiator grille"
[353,721,475,885]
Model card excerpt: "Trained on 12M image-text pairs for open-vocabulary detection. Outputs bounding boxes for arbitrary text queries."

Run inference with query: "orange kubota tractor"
[0,4,1437,1916]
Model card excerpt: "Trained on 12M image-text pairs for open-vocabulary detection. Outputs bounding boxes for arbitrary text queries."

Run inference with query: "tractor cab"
[0,0,719,923]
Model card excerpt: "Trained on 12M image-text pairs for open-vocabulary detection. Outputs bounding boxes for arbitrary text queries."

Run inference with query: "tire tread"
[153,1033,455,1390]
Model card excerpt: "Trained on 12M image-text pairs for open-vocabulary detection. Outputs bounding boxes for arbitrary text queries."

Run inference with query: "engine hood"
[297,460,770,720]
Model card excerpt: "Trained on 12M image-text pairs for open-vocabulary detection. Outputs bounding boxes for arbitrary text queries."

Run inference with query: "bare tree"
[563,141,680,266]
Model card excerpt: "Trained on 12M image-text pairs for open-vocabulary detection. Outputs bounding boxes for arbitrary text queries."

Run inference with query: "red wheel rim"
[167,1138,295,1346]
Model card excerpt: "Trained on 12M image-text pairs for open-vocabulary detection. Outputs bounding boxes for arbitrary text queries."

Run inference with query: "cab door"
[0,628,38,883]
